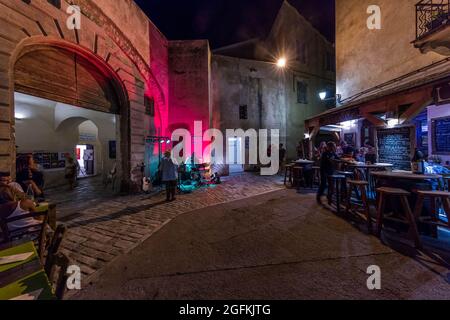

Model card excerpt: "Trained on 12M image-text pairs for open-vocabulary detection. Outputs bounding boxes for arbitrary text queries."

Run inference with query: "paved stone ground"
[73,189,450,300]
[58,174,285,283]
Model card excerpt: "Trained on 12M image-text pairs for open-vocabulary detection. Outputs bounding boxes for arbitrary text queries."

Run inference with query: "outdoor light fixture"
[387,118,399,127]
[14,112,26,120]
[276,57,287,68]
[166,139,171,144]
[319,91,327,100]
[160,139,165,144]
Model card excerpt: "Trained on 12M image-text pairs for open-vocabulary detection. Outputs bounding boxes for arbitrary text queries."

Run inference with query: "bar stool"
[312,166,321,186]
[293,166,306,189]
[346,180,372,232]
[284,164,294,186]
[444,177,450,192]
[376,187,422,249]
[413,190,450,231]
[327,174,346,215]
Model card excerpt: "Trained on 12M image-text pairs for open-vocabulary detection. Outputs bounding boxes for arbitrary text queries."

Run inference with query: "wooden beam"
[362,113,386,127]
[399,97,433,124]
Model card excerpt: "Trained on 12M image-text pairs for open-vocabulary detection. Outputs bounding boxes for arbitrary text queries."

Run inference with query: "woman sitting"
[16,155,45,199]
[0,185,42,236]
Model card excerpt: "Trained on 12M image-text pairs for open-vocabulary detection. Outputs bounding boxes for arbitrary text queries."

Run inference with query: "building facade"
[306,0,450,167]
[0,0,211,190]
[212,1,336,163]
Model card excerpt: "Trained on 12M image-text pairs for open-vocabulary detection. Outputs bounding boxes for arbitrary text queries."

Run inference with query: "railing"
[416,0,450,39]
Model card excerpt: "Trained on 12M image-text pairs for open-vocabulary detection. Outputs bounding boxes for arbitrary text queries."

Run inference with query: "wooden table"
[294,160,315,188]
[0,241,55,300]
[371,171,442,182]
[346,163,394,197]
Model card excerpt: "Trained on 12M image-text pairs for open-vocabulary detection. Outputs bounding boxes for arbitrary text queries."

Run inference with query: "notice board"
[432,116,450,155]
[377,126,413,170]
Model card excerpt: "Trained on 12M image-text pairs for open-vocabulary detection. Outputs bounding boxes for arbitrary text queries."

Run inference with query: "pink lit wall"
[168,40,212,161]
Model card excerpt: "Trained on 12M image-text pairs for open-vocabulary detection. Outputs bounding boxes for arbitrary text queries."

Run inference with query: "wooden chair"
[312,166,321,186]
[284,164,294,186]
[346,180,372,232]
[413,190,450,232]
[44,224,68,276]
[0,211,49,254]
[327,174,347,215]
[376,187,422,249]
[47,252,70,300]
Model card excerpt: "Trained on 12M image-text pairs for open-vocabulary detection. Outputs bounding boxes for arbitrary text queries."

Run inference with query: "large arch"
[9,37,131,190]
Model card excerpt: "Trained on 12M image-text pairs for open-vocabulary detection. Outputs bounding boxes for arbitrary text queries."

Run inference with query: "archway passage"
[14,46,122,115]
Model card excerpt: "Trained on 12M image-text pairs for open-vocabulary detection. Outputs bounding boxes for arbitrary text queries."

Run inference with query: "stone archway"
[10,38,131,190]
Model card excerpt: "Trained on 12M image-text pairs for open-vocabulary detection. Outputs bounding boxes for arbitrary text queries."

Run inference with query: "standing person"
[316,142,339,205]
[279,144,287,173]
[65,157,77,190]
[296,141,304,160]
[159,150,178,202]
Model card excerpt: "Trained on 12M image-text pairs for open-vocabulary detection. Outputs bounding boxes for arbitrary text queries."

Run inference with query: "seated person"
[0,171,24,193]
[0,185,42,234]
[16,155,44,198]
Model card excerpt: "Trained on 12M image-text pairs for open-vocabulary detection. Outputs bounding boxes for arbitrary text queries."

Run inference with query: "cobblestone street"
[59,174,285,284]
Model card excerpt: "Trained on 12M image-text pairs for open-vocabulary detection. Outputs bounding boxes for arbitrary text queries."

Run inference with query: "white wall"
[14,93,117,187]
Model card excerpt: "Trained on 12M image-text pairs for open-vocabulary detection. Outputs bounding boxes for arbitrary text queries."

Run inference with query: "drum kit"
[178,162,220,193]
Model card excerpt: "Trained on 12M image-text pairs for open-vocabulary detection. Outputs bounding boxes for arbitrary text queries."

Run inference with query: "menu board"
[432,117,450,154]
[377,127,413,170]
[18,153,66,170]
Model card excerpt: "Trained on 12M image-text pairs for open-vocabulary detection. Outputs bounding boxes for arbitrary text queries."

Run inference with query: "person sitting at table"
[0,171,24,193]
[317,142,339,205]
[16,155,45,199]
[0,185,42,234]
[355,148,366,163]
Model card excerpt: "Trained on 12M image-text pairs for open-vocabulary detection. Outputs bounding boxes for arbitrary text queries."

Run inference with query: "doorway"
[228,137,244,174]
[76,144,95,178]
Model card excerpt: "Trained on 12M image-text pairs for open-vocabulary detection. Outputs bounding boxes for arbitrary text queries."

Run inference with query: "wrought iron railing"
[416,0,450,39]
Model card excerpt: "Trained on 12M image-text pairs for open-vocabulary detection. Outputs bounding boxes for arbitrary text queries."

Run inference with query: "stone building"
[0,0,212,191]
[306,0,450,167]
[212,1,336,164]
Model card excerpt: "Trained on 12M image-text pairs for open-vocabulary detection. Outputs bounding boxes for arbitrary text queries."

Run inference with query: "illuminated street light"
[319,91,327,100]
[276,57,287,68]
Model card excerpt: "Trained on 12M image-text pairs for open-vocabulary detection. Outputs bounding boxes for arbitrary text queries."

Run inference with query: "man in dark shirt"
[317,142,339,205]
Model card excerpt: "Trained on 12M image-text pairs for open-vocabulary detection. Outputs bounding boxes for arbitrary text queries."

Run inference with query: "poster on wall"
[432,116,450,155]
[376,126,413,170]
[109,141,117,159]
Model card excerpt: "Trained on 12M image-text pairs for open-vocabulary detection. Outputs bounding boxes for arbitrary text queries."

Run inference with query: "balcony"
[414,0,450,55]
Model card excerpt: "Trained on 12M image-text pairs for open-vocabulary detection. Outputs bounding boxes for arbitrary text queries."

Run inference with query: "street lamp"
[276,57,287,68]
[319,91,327,100]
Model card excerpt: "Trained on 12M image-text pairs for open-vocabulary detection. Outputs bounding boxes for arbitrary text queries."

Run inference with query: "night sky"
[134,0,335,49]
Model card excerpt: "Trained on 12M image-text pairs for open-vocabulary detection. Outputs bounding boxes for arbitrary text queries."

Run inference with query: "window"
[144,96,155,117]
[296,41,307,65]
[296,82,308,104]
[239,105,248,120]
[47,0,61,9]
[326,52,335,72]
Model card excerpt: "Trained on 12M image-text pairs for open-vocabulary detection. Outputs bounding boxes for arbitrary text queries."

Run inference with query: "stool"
[327,175,347,215]
[444,177,450,192]
[376,187,422,249]
[413,190,450,231]
[346,180,372,232]
[284,164,294,186]
[312,166,321,186]
[293,166,306,189]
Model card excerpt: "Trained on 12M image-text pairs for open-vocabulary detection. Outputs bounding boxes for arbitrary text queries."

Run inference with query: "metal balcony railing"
[416,0,450,39]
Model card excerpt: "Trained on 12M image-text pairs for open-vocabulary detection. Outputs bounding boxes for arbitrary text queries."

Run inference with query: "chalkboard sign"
[432,116,450,154]
[377,127,413,170]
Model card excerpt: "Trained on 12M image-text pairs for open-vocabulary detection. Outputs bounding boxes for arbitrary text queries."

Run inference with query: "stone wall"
[0,0,169,191]
[168,40,211,160]
[336,0,445,100]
